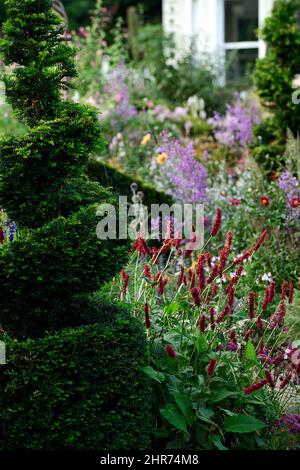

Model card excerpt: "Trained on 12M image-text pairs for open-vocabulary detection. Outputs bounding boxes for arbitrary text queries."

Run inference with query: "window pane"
[226,48,258,81]
[225,0,259,42]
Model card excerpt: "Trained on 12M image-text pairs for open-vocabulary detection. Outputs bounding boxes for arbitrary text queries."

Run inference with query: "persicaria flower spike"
[280,280,288,301]
[199,314,206,333]
[165,345,177,358]
[253,229,268,252]
[207,358,217,376]
[265,370,275,388]
[211,208,222,237]
[121,270,129,294]
[191,287,201,307]
[144,303,151,329]
[244,379,267,395]
[144,265,151,279]
[248,292,255,320]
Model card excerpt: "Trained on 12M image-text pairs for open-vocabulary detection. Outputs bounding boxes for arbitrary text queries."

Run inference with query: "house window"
[224,0,259,79]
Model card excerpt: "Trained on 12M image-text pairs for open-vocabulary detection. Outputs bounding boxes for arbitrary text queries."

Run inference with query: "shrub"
[253,0,300,170]
[0,0,151,449]
[0,304,152,450]
[88,157,174,207]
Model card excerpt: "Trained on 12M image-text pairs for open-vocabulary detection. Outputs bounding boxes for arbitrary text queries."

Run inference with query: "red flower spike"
[280,280,288,301]
[199,314,206,333]
[190,272,196,289]
[289,281,294,304]
[144,303,151,329]
[248,292,255,320]
[207,358,217,376]
[132,236,149,256]
[227,285,234,307]
[253,229,268,252]
[211,208,222,237]
[268,281,276,304]
[177,266,185,287]
[265,370,275,388]
[232,249,253,266]
[165,345,176,358]
[144,265,151,279]
[121,270,129,294]
[228,266,244,290]
[207,264,218,284]
[209,307,216,330]
[262,289,269,311]
[280,372,292,390]
[191,287,201,307]
[244,380,267,395]
[216,305,230,323]
[211,284,218,298]
[158,276,168,295]
[256,316,264,330]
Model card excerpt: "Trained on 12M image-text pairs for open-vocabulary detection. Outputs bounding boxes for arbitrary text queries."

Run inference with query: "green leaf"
[172,392,193,425]
[141,366,165,383]
[210,389,239,403]
[194,331,208,353]
[224,414,266,434]
[160,405,189,435]
[164,302,179,316]
[244,340,257,363]
[209,434,228,450]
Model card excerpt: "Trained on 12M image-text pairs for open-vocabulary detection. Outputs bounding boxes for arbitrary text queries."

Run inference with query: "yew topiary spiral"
[0,0,130,337]
[0,0,151,449]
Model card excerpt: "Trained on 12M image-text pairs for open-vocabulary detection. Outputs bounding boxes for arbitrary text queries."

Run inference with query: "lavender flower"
[278,171,300,222]
[208,93,260,149]
[156,131,208,204]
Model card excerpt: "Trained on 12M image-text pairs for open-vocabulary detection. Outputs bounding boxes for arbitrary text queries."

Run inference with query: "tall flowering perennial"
[208,93,261,150]
[278,171,300,222]
[155,131,208,204]
[117,211,298,448]
[103,63,137,129]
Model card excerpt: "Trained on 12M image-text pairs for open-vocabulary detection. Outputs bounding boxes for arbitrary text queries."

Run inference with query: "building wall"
[163,0,275,59]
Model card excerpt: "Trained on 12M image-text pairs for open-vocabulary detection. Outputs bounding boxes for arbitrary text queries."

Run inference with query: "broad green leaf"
[164,302,179,316]
[160,405,189,435]
[172,392,193,425]
[194,331,208,353]
[142,366,165,383]
[209,434,228,450]
[244,340,257,363]
[210,389,239,403]
[224,414,266,433]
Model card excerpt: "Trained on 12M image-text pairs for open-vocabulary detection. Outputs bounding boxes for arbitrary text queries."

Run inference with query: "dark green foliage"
[0,205,129,338]
[0,306,152,450]
[0,0,151,449]
[253,0,300,169]
[0,103,104,227]
[88,157,174,207]
[0,0,76,123]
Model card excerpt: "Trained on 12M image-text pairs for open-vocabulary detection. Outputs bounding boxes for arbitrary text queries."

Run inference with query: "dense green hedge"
[0,205,129,338]
[88,158,174,207]
[0,304,152,450]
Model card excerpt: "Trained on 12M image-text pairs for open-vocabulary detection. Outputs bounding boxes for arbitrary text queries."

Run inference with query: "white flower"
[261,272,272,282]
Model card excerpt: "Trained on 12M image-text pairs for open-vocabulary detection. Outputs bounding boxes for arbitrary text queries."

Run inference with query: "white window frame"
[220,0,260,58]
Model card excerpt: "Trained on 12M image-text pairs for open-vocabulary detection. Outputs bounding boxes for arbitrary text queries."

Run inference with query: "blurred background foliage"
[0,1,162,30]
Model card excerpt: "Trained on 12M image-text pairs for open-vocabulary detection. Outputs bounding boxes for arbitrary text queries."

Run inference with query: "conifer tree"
[0,0,151,449]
